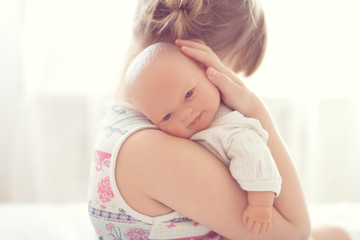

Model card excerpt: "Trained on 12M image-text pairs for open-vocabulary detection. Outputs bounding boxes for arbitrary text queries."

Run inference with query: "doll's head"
[125,42,220,138]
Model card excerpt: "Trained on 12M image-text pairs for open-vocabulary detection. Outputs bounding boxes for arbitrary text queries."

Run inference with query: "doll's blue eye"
[185,89,193,98]
[163,113,171,121]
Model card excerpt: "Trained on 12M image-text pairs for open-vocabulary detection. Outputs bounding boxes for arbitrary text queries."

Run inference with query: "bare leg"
[311,222,351,240]
[221,222,351,240]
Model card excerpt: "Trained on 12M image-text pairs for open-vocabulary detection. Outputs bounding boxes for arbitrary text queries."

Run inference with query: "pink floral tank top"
[88,102,220,240]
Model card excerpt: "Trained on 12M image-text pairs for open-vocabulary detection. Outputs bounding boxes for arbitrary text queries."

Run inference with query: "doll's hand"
[175,39,257,116]
[242,205,272,237]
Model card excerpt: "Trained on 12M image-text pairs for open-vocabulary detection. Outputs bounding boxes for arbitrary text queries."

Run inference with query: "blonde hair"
[129,0,267,76]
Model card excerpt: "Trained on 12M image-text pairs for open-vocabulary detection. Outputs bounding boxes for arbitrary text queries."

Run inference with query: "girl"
[88,1,350,239]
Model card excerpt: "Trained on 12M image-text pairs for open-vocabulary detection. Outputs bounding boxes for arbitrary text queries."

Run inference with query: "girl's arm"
[206,64,311,236]
[174,39,311,237]
[116,128,310,240]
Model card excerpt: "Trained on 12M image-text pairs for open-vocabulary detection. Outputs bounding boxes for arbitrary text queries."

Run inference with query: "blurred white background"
[1,0,360,204]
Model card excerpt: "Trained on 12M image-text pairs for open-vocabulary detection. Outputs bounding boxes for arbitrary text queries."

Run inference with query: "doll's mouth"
[190,113,202,127]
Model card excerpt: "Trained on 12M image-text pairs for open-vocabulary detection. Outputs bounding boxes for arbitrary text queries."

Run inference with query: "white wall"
[0,0,22,201]
[1,0,360,203]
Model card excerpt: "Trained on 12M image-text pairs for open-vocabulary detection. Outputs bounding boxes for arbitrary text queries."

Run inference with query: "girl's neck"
[112,79,131,102]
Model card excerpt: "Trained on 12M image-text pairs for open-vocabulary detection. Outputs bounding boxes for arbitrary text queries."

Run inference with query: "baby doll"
[125,42,282,237]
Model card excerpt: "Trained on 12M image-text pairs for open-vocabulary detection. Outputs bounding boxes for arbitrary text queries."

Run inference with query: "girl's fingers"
[176,39,222,68]
[180,45,218,69]
[175,39,209,56]
[181,45,240,83]
[180,45,207,61]
[175,39,207,49]
[176,39,241,82]
[176,39,242,88]
[206,68,236,93]
[206,67,225,88]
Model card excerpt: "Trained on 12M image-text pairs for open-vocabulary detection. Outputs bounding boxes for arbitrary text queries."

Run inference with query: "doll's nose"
[179,107,194,121]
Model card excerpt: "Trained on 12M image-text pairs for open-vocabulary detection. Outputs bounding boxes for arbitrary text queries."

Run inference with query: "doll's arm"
[243,191,275,237]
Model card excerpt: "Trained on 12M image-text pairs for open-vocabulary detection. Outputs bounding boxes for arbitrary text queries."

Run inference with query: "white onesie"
[191,104,282,196]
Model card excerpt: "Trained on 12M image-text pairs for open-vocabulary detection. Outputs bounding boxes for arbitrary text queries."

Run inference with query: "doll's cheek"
[169,127,191,138]
[170,127,183,137]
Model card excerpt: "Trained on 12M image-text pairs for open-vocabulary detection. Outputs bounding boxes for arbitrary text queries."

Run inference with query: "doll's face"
[130,50,220,138]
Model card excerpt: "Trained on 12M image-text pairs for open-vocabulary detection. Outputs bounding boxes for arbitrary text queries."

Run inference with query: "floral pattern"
[106,223,115,232]
[93,150,111,171]
[124,228,150,240]
[97,176,114,204]
[89,104,220,240]
[108,227,123,240]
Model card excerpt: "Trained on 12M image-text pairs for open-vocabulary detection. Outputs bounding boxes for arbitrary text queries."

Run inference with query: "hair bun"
[151,0,206,39]
[168,0,193,14]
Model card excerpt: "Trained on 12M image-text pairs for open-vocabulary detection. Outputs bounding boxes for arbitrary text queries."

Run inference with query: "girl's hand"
[175,39,257,116]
